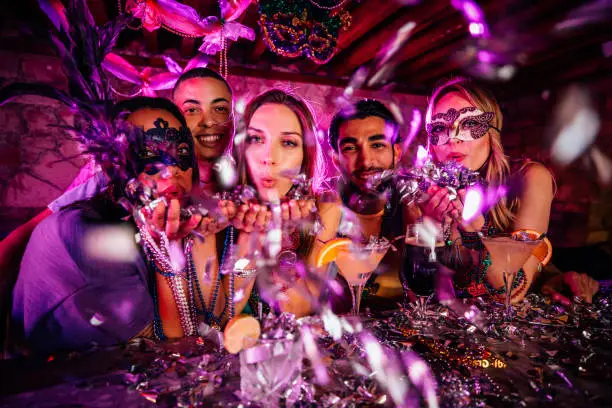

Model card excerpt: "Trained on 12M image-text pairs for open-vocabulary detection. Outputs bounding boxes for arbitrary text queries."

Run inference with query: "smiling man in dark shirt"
[327,99,406,306]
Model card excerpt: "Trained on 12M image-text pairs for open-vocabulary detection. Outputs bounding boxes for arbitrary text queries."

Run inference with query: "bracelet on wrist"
[234,266,258,279]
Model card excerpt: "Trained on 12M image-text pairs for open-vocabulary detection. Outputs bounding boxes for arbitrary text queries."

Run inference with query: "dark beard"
[340,178,388,215]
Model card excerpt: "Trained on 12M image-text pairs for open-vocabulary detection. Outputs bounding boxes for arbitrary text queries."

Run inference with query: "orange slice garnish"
[315,238,352,268]
[511,229,553,266]
[223,315,261,354]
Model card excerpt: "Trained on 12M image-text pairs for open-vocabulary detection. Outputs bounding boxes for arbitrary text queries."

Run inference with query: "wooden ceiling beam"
[523,27,612,68]
[329,12,418,77]
[398,0,588,85]
[386,16,468,72]
[552,55,612,84]
[510,43,610,87]
[497,56,612,99]
[406,44,610,93]
[329,1,454,77]
[335,0,404,54]
[395,0,559,75]
[299,59,328,75]
[114,52,426,94]
[390,0,517,76]
[394,29,465,80]
[412,40,610,98]
[393,0,577,85]
[405,62,455,87]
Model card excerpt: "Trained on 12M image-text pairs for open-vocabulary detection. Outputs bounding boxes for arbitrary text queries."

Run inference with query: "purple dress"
[12,200,153,355]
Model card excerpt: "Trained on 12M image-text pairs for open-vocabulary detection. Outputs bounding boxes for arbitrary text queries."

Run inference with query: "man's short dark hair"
[328,99,400,152]
[111,96,188,129]
[172,67,232,97]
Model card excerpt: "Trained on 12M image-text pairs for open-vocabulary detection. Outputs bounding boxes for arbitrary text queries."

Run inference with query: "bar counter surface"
[2,292,611,407]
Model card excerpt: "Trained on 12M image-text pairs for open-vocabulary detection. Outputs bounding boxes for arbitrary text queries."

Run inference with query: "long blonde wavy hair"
[426,77,516,231]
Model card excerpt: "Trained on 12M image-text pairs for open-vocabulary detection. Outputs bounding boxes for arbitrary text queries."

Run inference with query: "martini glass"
[335,239,390,315]
[480,234,542,318]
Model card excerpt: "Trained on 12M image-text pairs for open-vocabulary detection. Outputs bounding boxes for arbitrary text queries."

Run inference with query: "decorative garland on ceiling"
[257,0,351,64]
[102,53,210,97]
[306,0,351,10]
[120,0,255,78]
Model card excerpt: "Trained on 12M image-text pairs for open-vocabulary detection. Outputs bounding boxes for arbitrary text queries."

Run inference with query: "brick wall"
[0,50,85,235]
[2,50,610,246]
[0,50,426,238]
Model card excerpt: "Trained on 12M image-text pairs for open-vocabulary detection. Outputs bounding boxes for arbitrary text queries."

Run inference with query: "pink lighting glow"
[469,22,485,36]
[462,186,484,222]
[461,0,483,21]
[477,49,492,62]
[416,145,429,167]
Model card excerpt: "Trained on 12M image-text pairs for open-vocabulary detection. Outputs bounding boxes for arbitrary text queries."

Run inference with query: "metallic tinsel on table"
[3,291,610,407]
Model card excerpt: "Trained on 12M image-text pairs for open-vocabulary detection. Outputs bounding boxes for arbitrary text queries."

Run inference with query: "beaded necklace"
[140,226,236,337]
[243,227,299,319]
[187,236,223,329]
[150,270,166,341]
[220,226,236,321]
[181,227,236,330]
[140,228,197,337]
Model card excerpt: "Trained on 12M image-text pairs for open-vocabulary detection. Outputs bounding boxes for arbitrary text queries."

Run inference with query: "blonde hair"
[426,77,515,230]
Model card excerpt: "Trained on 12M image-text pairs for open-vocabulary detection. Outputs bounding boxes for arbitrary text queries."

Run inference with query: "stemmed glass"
[335,239,390,315]
[402,225,444,318]
[480,233,542,319]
